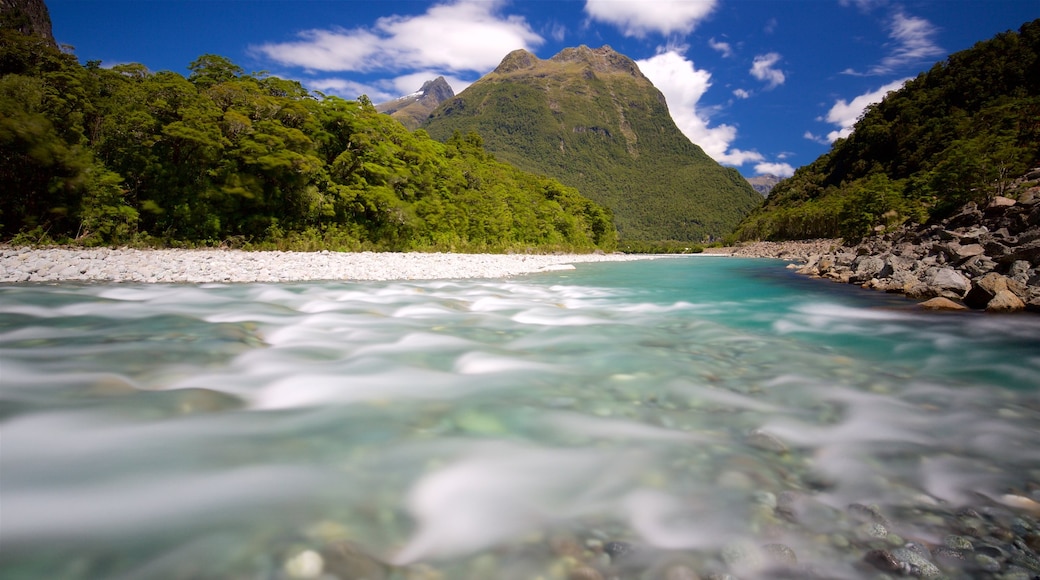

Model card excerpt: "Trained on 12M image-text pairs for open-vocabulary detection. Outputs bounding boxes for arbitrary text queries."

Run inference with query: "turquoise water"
[1,257,1038,579]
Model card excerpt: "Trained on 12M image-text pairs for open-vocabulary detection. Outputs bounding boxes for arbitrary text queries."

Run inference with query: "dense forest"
[0,28,617,252]
[734,19,1040,242]
[422,46,762,243]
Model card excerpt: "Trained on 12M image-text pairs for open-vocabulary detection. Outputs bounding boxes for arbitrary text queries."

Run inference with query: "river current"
[1,257,1039,579]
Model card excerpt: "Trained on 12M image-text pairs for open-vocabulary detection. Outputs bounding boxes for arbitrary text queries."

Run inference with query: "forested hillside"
[422,46,762,243]
[735,19,1040,242]
[0,28,616,252]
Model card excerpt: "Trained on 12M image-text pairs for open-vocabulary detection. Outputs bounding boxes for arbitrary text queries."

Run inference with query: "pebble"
[0,247,656,283]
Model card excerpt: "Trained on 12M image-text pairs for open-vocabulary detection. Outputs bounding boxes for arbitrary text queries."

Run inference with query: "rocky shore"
[0,247,661,283]
[708,189,1040,313]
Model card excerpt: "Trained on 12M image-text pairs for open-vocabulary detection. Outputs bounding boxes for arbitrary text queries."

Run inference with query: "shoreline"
[0,246,659,284]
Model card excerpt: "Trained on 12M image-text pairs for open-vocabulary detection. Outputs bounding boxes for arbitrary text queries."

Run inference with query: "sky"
[47,0,1037,178]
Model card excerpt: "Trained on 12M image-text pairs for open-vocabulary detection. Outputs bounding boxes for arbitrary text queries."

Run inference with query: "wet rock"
[918,296,967,310]
[745,429,789,454]
[943,535,974,551]
[864,549,904,574]
[975,553,1002,572]
[721,541,763,573]
[891,546,941,578]
[761,543,797,566]
[603,541,633,561]
[321,541,389,580]
[568,564,604,580]
[284,549,324,578]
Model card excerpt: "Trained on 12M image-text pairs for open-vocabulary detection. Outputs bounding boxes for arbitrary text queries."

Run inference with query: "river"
[2,257,1039,579]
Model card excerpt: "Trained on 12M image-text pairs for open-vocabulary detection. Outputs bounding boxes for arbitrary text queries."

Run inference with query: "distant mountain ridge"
[375,77,454,130]
[746,174,781,197]
[421,45,761,242]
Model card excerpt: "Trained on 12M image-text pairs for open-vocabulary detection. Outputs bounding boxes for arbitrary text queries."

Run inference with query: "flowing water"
[2,257,1039,579]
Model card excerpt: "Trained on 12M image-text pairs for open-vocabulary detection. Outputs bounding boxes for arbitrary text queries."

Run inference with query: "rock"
[891,546,941,578]
[964,272,1010,308]
[848,503,891,526]
[962,255,998,277]
[568,565,604,580]
[943,535,974,551]
[603,541,633,561]
[284,549,324,579]
[864,549,904,574]
[986,195,1018,214]
[761,543,797,566]
[987,289,1026,312]
[746,429,789,454]
[929,268,971,299]
[923,299,969,313]
[851,256,886,283]
[321,541,389,580]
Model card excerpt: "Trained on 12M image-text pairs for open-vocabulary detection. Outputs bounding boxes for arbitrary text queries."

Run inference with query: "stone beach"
[707,188,1040,313]
[0,247,657,283]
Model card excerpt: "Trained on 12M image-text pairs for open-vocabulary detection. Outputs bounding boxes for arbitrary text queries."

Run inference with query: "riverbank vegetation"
[0,30,617,253]
[734,19,1040,242]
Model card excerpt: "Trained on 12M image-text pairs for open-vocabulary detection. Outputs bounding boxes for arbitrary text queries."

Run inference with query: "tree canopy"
[0,29,617,253]
[734,19,1040,242]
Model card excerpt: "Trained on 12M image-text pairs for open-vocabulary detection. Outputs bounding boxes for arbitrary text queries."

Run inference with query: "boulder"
[964,272,1008,309]
[929,268,971,299]
[919,297,968,311]
[987,290,1026,312]
[851,256,886,283]
[944,242,985,262]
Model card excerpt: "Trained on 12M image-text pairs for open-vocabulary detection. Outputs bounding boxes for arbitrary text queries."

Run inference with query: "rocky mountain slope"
[375,77,454,131]
[421,45,761,242]
[746,174,780,197]
[0,0,55,45]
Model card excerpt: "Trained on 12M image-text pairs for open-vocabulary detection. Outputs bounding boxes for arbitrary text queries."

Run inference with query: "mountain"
[0,0,55,46]
[746,174,781,197]
[421,45,762,242]
[735,19,1040,242]
[376,77,454,130]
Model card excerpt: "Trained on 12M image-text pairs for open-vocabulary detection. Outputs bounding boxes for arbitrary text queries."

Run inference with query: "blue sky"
[48,0,1037,178]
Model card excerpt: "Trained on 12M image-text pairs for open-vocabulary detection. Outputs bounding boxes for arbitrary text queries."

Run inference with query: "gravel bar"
[0,247,660,283]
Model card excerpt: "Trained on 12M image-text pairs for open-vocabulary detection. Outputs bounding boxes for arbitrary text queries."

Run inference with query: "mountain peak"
[419,76,454,102]
[422,45,761,241]
[494,49,539,74]
[550,45,644,78]
[375,77,455,131]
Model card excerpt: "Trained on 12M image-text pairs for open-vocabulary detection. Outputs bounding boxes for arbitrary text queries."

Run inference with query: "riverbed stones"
[0,247,654,283]
[745,429,789,454]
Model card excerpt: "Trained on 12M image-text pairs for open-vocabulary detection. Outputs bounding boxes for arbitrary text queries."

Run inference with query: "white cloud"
[754,162,795,178]
[305,78,393,101]
[803,130,829,145]
[637,50,763,167]
[253,0,542,73]
[878,11,943,72]
[708,37,733,58]
[547,21,567,43]
[732,88,751,99]
[819,78,909,142]
[841,8,943,75]
[750,53,785,89]
[838,0,889,11]
[584,0,717,37]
